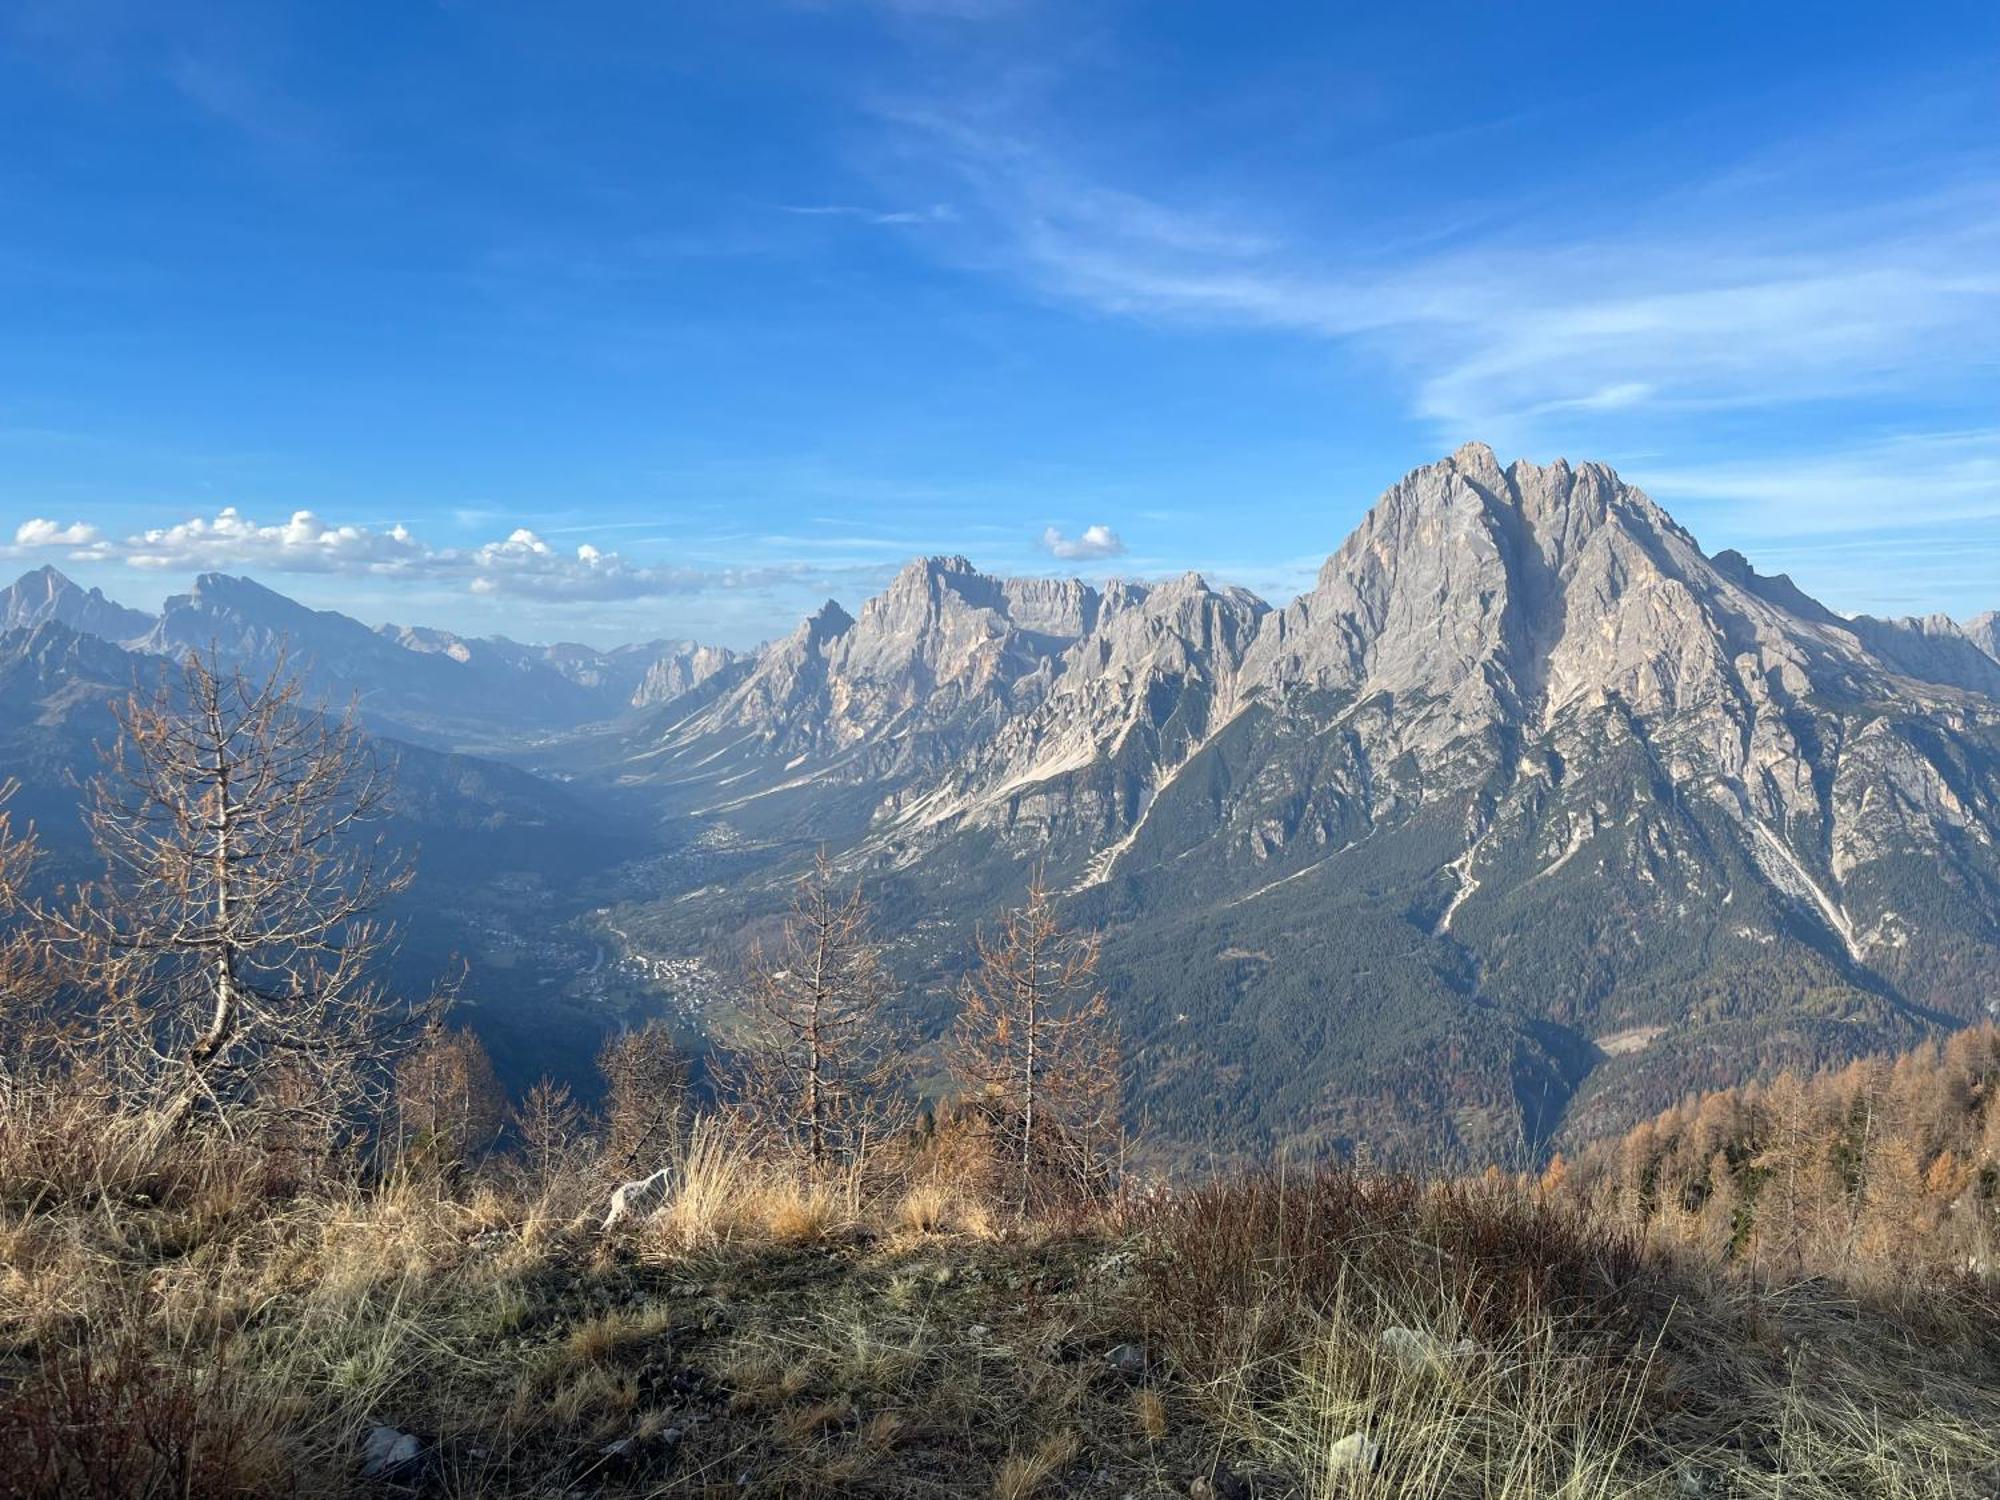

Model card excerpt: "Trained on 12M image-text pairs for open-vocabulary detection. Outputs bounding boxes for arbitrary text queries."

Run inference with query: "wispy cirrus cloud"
[868,90,1999,445]
[1627,429,2000,618]
[777,202,958,227]
[1631,429,2000,538]
[1039,522,1125,560]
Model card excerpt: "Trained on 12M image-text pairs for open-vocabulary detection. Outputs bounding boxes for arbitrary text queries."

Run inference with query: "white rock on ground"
[602,1166,675,1229]
[1327,1431,1380,1471]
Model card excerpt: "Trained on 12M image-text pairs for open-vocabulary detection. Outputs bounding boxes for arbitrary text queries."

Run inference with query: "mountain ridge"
[580,444,2000,1162]
[8,446,2000,1163]
[0,567,744,748]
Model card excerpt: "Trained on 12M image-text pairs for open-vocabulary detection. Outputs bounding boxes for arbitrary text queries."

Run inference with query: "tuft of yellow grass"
[775,1398,854,1444]
[563,1303,675,1365]
[762,1178,849,1244]
[649,1116,757,1248]
[548,1365,640,1430]
[993,1430,1081,1500]
[860,1409,907,1452]
[1131,1386,1168,1441]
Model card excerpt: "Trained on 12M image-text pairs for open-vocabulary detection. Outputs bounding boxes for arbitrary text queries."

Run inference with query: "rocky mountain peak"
[875,555,980,610]
[173,572,322,628]
[1709,550,1843,626]
[799,598,855,646]
[383,623,476,663]
[1445,439,1503,478]
[1,566,154,642]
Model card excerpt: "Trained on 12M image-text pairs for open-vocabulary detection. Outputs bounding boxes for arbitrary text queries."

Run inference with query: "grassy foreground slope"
[4,1104,1998,1499]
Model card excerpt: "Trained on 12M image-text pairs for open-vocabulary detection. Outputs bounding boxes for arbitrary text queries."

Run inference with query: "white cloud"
[1040,523,1126,560]
[12,517,102,549]
[125,508,429,574]
[464,528,718,602]
[13,506,828,602]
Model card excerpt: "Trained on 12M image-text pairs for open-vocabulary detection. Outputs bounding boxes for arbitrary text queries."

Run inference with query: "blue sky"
[1,0,1995,647]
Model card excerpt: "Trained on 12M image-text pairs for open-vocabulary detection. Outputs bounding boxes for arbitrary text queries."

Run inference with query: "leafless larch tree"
[733,852,903,1174]
[394,1022,506,1170]
[0,778,62,1116]
[950,873,1121,1212]
[598,1018,691,1176]
[55,649,416,1142]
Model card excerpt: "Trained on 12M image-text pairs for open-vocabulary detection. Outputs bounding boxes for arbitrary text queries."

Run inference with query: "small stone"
[359,1424,424,1481]
[1107,1343,1150,1380]
[1189,1479,1216,1500]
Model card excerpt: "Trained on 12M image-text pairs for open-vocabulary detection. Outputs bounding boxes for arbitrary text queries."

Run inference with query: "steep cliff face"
[629,644,740,708]
[607,561,1112,827]
[1968,612,2000,663]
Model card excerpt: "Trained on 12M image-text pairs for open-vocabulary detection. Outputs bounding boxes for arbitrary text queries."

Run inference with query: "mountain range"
[7,443,2000,1163]
[0,564,742,749]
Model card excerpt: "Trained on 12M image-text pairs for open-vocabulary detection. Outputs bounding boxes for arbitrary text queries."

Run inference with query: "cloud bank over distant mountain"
[2,507,817,602]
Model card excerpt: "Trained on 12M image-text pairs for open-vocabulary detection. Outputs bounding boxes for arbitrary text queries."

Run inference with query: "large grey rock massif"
[601,445,2000,1163]
[10,445,1999,1164]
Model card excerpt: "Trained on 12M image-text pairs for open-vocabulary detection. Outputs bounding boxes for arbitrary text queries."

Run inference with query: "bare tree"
[949,873,1120,1210]
[0,779,61,1114]
[733,853,902,1173]
[56,650,415,1140]
[515,1076,589,1187]
[598,1020,691,1176]
[394,1023,505,1170]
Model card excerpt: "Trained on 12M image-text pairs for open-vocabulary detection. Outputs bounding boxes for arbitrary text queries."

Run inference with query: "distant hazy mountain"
[1,568,737,748]
[591,445,2000,1164]
[0,565,154,642]
[1965,611,2000,663]
[380,622,742,718]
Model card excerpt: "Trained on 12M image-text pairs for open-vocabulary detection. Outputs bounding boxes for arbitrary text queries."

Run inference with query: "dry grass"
[891,1174,1001,1242]
[4,1085,1998,1498]
[1132,1386,1168,1441]
[650,1115,759,1248]
[992,1429,1080,1498]
[1142,1166,2000,1500]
